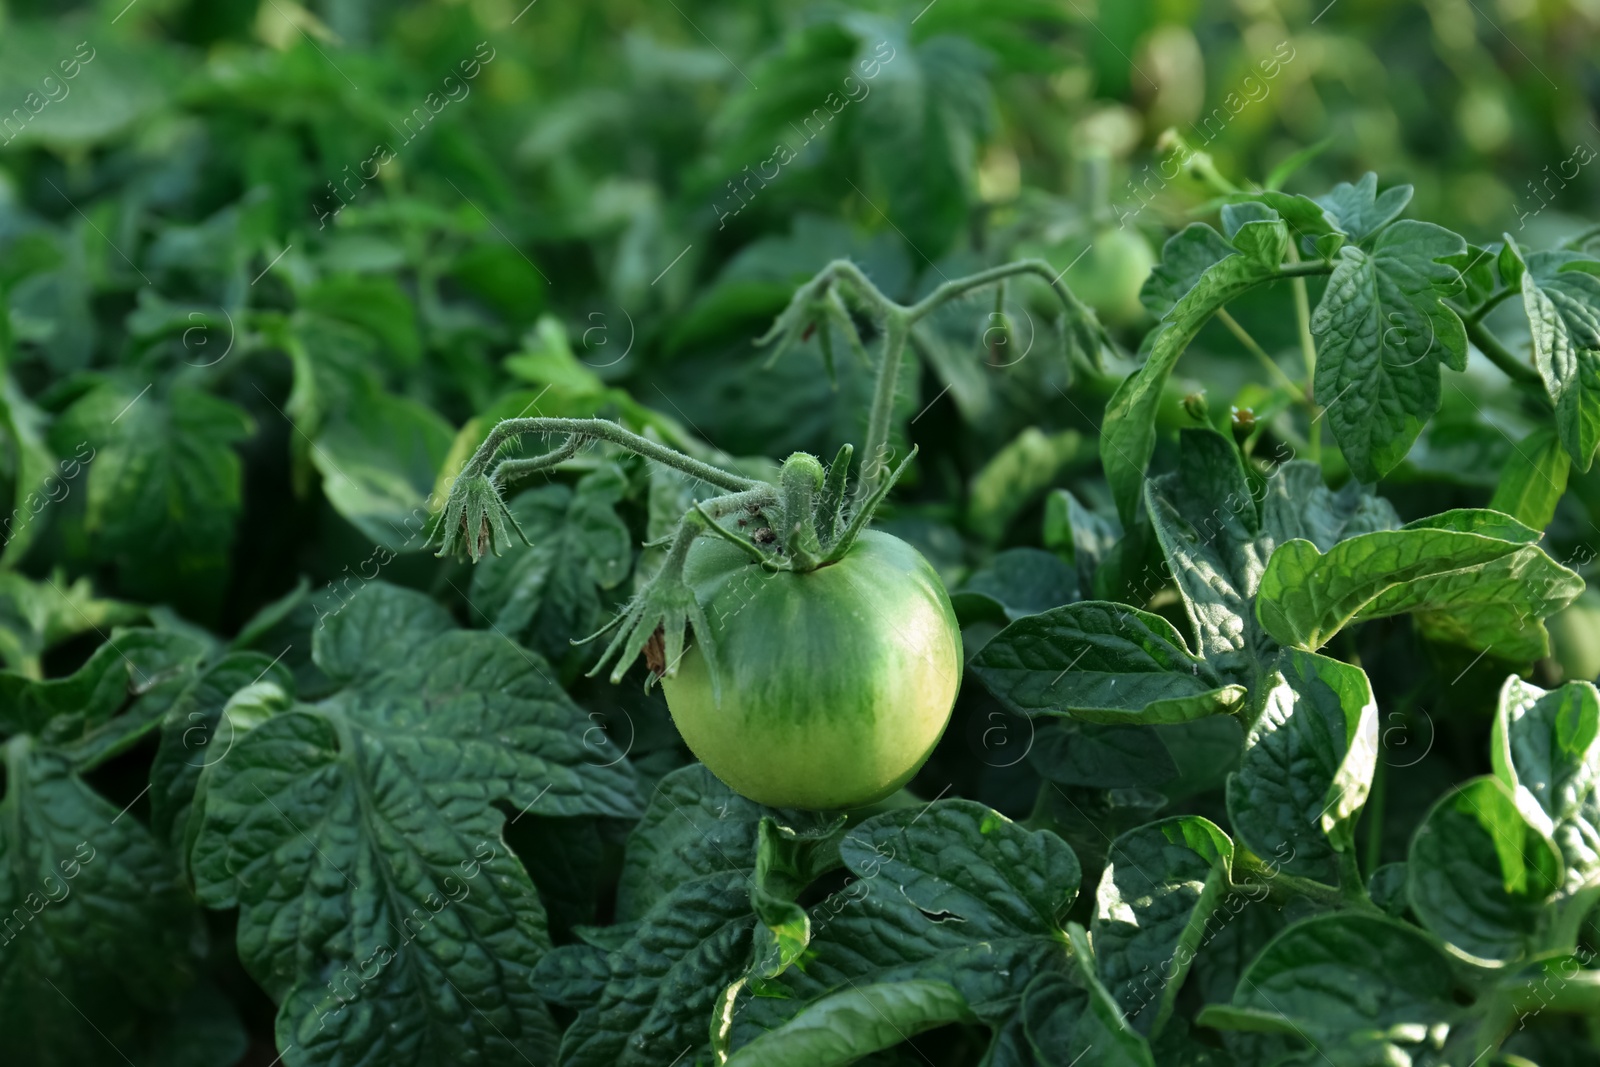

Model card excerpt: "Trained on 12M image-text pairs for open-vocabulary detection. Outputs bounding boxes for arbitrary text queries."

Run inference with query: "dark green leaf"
[1042,489,1122,591]
[1309,220,1467,481]
[312,581,455,685]
[736,800,1079,1044]
[0,376,56,568]
[1103,235,1280,524]
[616,764,835,922]
[0,628,207,740]
[971,602,1246,725]
[469,467,633,666]
[1407,775,1563,962]
[952,547,1079,622]
[191,589,637,1067]
[726,980,973,1067]
[1197,913,1456,1059]
[1027,721,1177,789]
[554,869,757,1067]
[1227,650,1377,881]
[51,383,253,614]
[1521,250,1600,469]
[1145,430,1269,678]
[1092,816,1235,1036]
[312,389,455,553]
[1023,967,1154,1067]
[0,740,200,1067]
[148,651,293,861]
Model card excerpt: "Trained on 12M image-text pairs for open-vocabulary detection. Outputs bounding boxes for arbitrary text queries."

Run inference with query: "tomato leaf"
[550,869,759,1067]
[0,741,201,1065]
[1491,676,1600,892]
[1309,220,1468,482]
[0,570,144,679]
[1197,913,1457,1061]
[1091,816,1236,1037]
[1022,965,1155,1067]
[314,582,456,685]
[1489,426,1571,529]
[1226,650,1377,882]
[147,651,294,866]
[726,980,973,1067]
[1027,721,1177,789]
[1408,776,1564,963]
[1521,251,1600,470]
[190,581,638,1067]
[1313,172,1414,243]
[951,547,1079,622]
[311,389,455,553]
[0,375,56,569]
[1138,223,1236,320]
[1255,509,1581,660]
[729,800,1081,1054]
[51,381,253,617]
[1144,429,1272,680]
[970,601,1247,725]
[1103,229,1281,525]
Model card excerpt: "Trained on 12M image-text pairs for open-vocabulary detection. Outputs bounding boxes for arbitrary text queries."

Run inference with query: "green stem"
[1215,308,1307,402]
[1231,851,1344,909]
[491,435,584,485]
[1276,259,1333,278]
[1284,245,1322,462]
[1364,758,1387,876]
[813,260,897,319]
[1466,287,1516,324]
[466,417,760,493]
[857,311,910,502]
[1336,847,1369,906]
[1505,964,1600,1014]
[905,258,1081,323]
[1465,319,1544,387]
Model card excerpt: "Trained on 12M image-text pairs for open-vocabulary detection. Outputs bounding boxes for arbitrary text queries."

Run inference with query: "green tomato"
[660,530,963,811]
[1022,227,1155,329]
[1549,589,1600,683]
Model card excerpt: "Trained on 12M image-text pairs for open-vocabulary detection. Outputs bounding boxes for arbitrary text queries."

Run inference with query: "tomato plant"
[6,3,1600,1067]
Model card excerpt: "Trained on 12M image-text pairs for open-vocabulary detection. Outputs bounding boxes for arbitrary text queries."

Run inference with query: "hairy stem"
[466,417,760,493]
[814,259,898,319]
[491,435,584,484]
[906,257,1088,326]
[858,311,910,503]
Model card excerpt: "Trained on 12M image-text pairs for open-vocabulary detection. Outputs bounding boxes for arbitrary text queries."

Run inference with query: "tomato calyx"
[693,444,915,575]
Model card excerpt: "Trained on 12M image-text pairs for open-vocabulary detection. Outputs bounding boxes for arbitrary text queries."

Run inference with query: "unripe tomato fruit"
[660,530,962,810]
[1020,227,1155,330]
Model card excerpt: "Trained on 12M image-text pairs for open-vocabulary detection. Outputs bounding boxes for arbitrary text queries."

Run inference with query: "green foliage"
[5,1,1600,1064]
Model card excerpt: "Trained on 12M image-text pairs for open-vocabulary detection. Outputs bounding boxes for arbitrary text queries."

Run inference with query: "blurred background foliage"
[2,1,1600,1063]
[4,0,1597,630]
